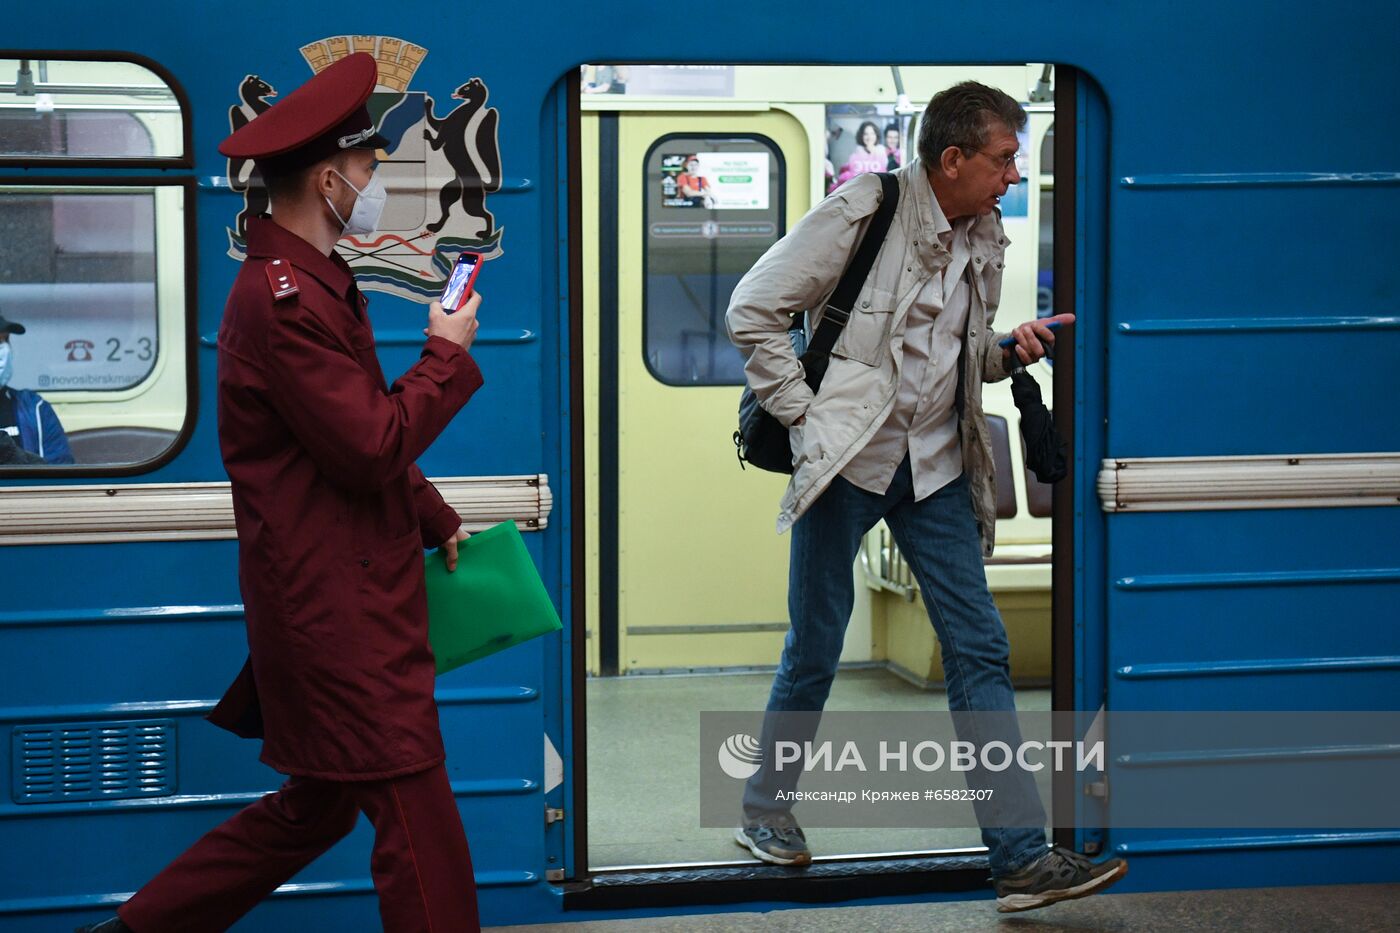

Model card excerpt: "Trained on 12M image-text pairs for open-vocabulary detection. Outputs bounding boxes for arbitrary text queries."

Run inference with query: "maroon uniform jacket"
[208,217,483,780]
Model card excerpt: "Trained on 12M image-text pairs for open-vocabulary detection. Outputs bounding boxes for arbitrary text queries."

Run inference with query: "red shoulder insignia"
[265,259,300,300]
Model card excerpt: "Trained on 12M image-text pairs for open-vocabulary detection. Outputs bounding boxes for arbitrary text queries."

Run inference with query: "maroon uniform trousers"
[117,764,479,933]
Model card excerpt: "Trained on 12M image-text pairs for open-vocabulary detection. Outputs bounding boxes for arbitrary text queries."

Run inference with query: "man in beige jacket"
[726,81,1125,913]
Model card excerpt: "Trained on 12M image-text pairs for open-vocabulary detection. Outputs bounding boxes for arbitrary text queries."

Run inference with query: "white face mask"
[0,342,11,388]
[325,169,387,236]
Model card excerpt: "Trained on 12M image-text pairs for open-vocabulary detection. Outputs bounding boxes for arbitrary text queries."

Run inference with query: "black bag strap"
[806,172,901,356]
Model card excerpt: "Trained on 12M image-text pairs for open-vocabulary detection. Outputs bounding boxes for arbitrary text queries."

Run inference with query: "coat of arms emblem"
[226,35,504,301]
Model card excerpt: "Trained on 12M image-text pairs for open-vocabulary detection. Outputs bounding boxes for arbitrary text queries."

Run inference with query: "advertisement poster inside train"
[660,152,770,209]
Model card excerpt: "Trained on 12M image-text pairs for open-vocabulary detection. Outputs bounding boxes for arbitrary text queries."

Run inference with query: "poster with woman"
[825,104,905,194]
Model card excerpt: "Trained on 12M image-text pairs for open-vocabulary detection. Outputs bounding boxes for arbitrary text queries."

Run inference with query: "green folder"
[425,520,562,674]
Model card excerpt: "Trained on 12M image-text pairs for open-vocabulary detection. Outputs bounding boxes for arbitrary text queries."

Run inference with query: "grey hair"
[916,80,1027,166]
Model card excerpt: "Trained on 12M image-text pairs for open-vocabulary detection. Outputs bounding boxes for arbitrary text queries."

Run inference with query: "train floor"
[585,667,1049,867]
[487,882,1399,932]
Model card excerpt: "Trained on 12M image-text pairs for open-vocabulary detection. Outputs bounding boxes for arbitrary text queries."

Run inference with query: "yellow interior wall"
[614,110,809,672]
[876,588,1052,687]
[44,184,189,437]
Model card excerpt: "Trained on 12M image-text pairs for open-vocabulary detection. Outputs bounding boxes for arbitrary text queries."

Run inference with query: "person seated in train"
[833,120,889,188]
[725,80,1114,914]
[78,52,487,933]
[0,311,74,465]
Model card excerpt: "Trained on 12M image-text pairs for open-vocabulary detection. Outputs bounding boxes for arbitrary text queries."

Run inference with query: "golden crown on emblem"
[299,36,427,93]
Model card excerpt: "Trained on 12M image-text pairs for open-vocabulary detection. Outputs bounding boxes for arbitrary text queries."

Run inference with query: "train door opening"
[572,64,1074,882]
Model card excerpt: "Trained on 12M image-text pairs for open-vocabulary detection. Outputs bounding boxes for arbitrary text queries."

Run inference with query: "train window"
[0,57,183,162]
[0,184,189,469]
[642,134,785,386]
[1036,122,1054,317]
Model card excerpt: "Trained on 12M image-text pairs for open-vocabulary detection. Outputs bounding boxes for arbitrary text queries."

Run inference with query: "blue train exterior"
[2,2,1398,928]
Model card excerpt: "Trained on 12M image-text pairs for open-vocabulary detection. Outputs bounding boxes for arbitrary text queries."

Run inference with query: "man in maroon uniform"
[80,52,486,933]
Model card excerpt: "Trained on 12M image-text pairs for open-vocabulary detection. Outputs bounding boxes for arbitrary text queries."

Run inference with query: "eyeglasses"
[968,148,1020,171]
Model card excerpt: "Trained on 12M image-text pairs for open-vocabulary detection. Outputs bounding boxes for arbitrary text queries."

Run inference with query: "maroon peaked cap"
[219,52,389,174]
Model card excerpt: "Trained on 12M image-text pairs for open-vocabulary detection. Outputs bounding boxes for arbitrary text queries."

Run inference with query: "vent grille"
[12,720,176,804]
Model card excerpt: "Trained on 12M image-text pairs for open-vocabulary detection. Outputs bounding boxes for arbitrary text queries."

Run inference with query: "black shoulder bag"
[733,172,900,473]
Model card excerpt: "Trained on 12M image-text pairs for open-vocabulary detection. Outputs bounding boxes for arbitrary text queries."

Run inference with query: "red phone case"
[444,255,482,311]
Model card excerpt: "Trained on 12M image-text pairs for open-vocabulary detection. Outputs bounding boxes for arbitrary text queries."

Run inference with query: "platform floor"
[586,668,1049,867]
[574,671,1397,930]
[488,882,1399,932]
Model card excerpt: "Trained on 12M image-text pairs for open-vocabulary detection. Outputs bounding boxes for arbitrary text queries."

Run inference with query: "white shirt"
[841,218,971,499]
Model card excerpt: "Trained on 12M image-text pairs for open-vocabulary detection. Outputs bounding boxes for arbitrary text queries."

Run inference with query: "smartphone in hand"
[998,319,1061,351]
[440,251,483,313]
[999,319,1062,365]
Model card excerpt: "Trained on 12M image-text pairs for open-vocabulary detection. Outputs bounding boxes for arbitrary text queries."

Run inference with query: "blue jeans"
[742,458,1048,876]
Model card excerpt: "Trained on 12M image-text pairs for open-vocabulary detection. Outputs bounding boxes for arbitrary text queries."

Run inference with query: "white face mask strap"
[331,168,364,196]
[324,169,361,232]
[324,196,351,232]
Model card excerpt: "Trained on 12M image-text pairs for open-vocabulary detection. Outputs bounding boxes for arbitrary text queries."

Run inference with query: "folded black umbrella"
[1009,366,1067,484]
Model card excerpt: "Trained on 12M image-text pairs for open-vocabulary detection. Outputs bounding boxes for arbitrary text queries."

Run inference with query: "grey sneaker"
[734,814,811,866]
[993,846,1128,912]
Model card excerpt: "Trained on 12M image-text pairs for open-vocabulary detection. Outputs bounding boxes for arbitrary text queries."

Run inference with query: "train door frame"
[563,65,1093,911]
[1050,65,1080,855]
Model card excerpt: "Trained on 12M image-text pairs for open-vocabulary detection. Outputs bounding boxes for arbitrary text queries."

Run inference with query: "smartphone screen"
[440,252,482,312]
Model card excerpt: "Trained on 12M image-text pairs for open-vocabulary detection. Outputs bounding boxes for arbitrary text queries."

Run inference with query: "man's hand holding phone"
[426,293,480,351]
[1001,312,1074,365]
[427,251,485,351]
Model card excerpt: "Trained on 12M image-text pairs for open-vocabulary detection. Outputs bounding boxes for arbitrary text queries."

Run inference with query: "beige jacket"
[725,161,1013,555]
